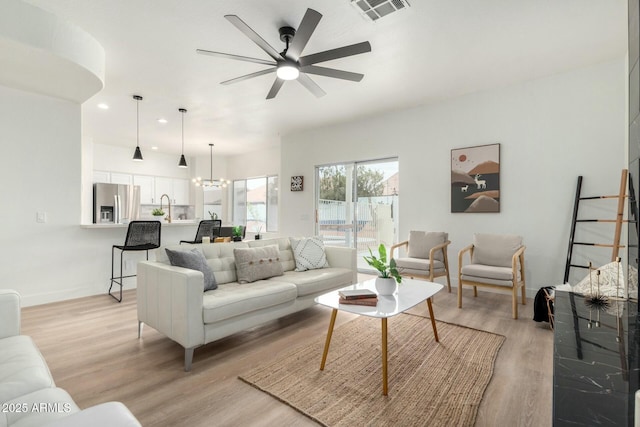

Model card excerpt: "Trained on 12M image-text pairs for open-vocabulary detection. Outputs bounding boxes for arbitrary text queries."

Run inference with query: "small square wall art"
[451,143,500,213]
[291,176,304,191]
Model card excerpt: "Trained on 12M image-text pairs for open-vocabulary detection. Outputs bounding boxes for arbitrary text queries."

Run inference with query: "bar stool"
[180,220,221,244]
[109,221,161,302]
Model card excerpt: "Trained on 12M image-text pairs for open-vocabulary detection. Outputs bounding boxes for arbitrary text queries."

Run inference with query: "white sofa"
[0,290,141,427]
[137,237,357,371]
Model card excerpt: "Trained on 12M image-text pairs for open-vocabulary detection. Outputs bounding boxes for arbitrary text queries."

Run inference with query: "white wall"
[0,84,198,306]
[93,143,194,178]
[226,146,280,180]
[280,59,627,291]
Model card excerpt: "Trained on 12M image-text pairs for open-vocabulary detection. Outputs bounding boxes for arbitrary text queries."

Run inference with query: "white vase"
[375,277,397,296]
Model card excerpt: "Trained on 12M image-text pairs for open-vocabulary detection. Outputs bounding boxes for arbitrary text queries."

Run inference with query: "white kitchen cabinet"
[154,177,173,204]
[93,170,110,183]
[134,175,155,204]
[110,172,133,185]
[173,178,190,205]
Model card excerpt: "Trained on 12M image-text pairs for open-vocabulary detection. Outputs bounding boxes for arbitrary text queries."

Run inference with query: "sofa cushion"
[2,387,79,427]
[407,231,447,261]
[201,242,249,285]
[268,268,354,297]
[471,233,522,268]
[165,248,217,291]
[289,237,329,272]
[202,281,297,323]
[0,335,55,403]
[234,245,284,284]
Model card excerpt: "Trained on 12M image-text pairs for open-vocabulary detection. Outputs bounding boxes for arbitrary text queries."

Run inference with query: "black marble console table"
[553,291,640,426]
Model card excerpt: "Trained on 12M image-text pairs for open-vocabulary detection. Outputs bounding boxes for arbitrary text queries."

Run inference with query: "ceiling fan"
[196,8,371,99]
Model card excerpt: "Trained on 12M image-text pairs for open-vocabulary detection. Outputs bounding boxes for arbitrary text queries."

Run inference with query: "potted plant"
[152,208,165,217]
[232,225,243,242]
[208,211,218,220]
[254,225,262,240]
[363,244,402,295]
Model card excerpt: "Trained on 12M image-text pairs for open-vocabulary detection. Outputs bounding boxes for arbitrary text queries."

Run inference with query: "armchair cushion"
[407,231,447,261]
[471,233,522,268]
[0,335,55,403]
[395,257,445,273]
[461,264,518,281]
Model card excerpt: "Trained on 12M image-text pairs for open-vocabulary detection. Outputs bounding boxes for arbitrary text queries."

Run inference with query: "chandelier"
[193,143,231,188]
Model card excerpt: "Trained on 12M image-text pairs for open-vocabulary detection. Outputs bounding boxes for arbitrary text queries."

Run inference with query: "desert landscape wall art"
[451,143,500,213]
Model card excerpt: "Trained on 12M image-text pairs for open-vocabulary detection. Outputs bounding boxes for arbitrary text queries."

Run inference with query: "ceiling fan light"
[277,63,299,80]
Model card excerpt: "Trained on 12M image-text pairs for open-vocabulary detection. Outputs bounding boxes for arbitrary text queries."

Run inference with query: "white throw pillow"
[290,236,329,272]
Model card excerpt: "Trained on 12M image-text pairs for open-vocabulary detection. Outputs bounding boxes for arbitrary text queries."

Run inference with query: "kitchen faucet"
[160,194,172,223]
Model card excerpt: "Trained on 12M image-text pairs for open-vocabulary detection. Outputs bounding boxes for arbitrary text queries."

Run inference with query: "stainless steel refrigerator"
[93,183,141,224]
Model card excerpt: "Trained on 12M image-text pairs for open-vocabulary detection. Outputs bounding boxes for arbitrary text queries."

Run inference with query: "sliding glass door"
[316,158,399,270]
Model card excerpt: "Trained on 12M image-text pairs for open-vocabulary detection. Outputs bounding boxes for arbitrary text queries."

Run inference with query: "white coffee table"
[314,278,443,395]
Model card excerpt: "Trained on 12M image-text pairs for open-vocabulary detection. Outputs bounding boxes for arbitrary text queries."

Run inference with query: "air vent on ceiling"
[350,0,411,22]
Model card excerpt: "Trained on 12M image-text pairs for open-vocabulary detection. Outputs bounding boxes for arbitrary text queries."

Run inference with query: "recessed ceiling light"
[97,103,109,109]
[151,146,159,150]
[157,118,168,124]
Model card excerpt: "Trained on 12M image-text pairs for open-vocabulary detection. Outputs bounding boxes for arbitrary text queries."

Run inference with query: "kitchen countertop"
[81,220,199,229]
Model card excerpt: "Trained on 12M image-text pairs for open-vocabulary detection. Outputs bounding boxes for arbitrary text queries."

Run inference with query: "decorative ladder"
[563,169,629,284]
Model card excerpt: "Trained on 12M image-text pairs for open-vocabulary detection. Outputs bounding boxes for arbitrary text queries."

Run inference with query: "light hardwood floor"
[21,278,553,427]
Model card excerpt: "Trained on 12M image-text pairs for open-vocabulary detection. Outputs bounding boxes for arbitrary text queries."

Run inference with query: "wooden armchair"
[457,233,526,319]
[390,231,452,292]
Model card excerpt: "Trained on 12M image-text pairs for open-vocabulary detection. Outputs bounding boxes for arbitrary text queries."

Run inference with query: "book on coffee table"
[338,297,378,306]
[338,289,378,300]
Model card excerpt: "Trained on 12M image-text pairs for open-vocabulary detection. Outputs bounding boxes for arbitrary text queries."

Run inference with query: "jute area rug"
[239,313,505,426]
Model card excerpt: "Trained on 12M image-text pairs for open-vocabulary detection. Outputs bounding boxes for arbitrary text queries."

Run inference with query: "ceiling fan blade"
[297,73,326,98]
[300,65,364,82]
[266,78,285,99]
[221,68,276,85]
[225,15,283,61]
[286,9,322,61]
[298,41,372,66]
[196,49,276,66]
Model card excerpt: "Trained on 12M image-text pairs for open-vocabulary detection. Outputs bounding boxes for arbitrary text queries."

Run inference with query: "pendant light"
[193,144,230,187]
[178,108,188,168]
[132,95,143,161]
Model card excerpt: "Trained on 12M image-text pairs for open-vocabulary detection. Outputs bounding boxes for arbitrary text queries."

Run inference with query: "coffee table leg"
[426,298,439,342]
[382,317,388,395]
[320,309,338,370]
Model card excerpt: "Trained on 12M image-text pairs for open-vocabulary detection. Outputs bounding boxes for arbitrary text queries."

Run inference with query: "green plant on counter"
[232,226,243,237]
[152,208,165,216]
[363,244,402,283]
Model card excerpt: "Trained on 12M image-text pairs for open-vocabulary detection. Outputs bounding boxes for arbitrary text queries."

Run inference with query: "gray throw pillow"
[234,245,284,283]
[165,248,217,291]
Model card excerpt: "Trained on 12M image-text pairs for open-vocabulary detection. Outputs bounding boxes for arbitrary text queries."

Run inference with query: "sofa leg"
[138,321,144,338]
[184,347,195,372]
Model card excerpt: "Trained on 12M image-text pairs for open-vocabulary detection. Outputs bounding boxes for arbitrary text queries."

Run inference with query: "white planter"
[375,277,397,296]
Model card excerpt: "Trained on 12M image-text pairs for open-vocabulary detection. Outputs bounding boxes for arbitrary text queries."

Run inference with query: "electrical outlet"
[36,212,47,223]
